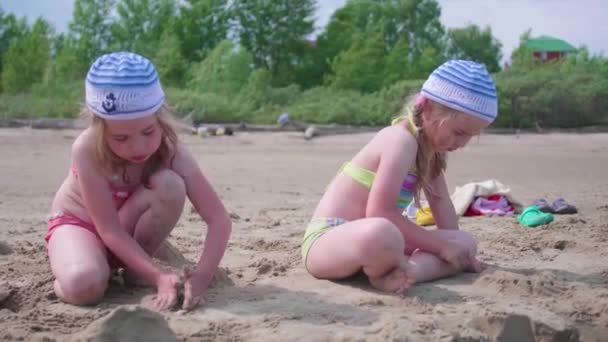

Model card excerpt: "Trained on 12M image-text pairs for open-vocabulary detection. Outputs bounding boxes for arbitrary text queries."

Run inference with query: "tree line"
[0,0,606,128]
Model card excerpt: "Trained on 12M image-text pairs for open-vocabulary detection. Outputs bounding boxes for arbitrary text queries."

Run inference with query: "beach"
[0,128,607,341]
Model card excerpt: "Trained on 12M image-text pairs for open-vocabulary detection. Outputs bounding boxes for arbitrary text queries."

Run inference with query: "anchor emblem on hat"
[102,93,117,113]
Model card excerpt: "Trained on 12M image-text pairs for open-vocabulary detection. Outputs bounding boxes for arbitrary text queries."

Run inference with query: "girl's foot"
[369,266,415,294]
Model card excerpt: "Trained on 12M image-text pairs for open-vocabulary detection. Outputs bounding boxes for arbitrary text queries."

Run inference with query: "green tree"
[111,0,176,58]
[238,68,271,108]
[317,0,445,86]
[45,42,84,87]
[0,10,29,92]
[188,40,253,95]
[312,0,383,87]
[382,38,413,87]
[329,31,386,93]
[446,24,502,72]
[154,22,188,87]
[67,0,115,72]
[231,0,316,86]
[1,18,51,93]
[412,43,443,77]
[176,0,230,63]
[510,29,535,69]
[0,10,28,57]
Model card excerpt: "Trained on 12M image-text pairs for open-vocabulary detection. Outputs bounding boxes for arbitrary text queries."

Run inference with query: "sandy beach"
[0,127,607,341]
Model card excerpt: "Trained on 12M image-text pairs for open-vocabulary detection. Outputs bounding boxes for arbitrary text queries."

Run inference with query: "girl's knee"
[357,218,404,257]
[55,263,109,305]
[150,170,186,203]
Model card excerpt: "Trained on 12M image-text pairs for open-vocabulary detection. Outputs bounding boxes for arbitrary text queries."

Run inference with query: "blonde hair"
[395,95,459,206]
[80,104,179,187]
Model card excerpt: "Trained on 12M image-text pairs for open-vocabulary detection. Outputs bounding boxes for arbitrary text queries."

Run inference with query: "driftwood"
[236,122,379,135]
[0,118,86,129]
[2,118,608,135]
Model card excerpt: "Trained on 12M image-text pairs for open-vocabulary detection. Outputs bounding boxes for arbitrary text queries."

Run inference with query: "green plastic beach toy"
[517,205,554,227]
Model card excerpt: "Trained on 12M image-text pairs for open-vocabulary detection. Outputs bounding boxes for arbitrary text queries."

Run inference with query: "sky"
[1,0,607,62]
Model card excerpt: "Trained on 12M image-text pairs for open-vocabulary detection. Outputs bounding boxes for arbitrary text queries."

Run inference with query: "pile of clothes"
[405,179,522,226]
[403,179,577,228]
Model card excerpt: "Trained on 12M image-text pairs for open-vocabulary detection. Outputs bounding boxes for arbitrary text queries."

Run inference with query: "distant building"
[525,35,577,62]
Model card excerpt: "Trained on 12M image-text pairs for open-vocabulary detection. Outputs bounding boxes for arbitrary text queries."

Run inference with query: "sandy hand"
[181,265,206,311]
[151,272,180,311]
[440,241,482,272]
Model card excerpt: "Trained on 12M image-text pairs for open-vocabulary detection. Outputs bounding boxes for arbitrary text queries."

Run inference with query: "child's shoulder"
[71,128,92,149]
[373,123,418,149]
[69,129,96,163]
[170,141,199,173]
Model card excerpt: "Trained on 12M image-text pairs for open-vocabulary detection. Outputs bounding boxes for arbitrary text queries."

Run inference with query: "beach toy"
[416,207,435,226]
[517,205,554,227]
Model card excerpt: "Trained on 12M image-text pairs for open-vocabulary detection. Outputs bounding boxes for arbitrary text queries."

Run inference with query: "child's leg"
[406,229,478,283]
[306,218,413,293]
[117,170,186,284]
[118,169,186,256]
[48,225,111,305]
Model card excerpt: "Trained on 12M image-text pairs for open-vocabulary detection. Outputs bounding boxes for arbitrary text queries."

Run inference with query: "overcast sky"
[2,0,606,62]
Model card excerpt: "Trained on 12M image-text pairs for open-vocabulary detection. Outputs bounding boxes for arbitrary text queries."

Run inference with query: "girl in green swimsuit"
[302,60,498,293]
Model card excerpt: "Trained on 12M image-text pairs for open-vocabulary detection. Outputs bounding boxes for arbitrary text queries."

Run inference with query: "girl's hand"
[439,241,482,272]
[181,266,207,311]
[152,272,180,311]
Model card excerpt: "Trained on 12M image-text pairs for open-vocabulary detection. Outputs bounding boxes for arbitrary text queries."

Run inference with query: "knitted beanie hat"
[85,52,165,120]
[421,60,498,122]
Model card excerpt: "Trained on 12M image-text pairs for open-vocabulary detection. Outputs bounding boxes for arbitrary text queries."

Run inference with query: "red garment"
[464,194,514,217]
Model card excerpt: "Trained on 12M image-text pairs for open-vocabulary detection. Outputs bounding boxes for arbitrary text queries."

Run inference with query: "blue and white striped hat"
[421,60,497,122]
[85,52,165,120]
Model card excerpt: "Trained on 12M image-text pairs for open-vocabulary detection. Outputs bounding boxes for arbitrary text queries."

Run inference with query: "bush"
[0,80,82,119]
[283,87,386,126]
[494,53,608,128]
[3,51,607,129]
[166,88,244,124]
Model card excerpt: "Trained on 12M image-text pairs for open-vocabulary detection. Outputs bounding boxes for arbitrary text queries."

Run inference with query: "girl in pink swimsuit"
[45,52,232,311]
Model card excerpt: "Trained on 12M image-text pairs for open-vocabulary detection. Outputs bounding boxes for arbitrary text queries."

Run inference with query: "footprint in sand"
[475,269,565,297]
[243,238,292,252]
[250,258,289,276]
[0,241,14,255]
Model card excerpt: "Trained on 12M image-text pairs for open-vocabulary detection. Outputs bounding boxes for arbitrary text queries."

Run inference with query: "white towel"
[450,179,523,216]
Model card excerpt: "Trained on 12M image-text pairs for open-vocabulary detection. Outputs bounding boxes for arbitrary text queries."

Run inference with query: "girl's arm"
[172,144,232,294]
[425,173,459,230]
[365,128,446,254]
[72,141,163,284]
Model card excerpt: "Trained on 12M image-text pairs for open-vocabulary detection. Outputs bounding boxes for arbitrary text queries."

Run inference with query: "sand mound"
[211,267,235,288]
[70,306,177,342]
[469,313,579,342]
[0,282,11,304]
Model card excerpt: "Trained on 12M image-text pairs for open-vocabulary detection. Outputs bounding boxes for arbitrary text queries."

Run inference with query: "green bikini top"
[340,111,419,208]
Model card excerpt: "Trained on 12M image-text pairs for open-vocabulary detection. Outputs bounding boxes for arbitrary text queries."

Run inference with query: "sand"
[0,127,607,341]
